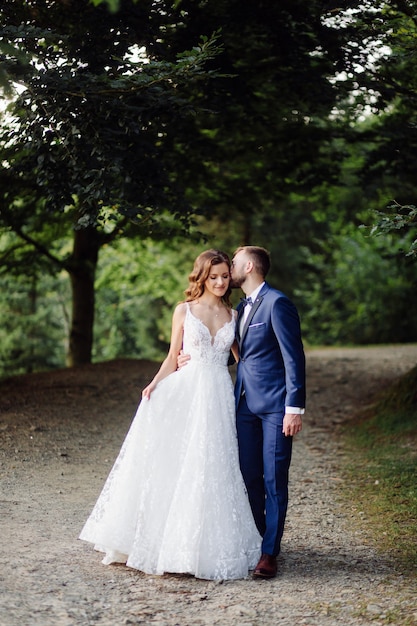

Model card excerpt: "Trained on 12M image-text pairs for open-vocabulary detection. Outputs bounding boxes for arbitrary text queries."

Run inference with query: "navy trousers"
[236,394,293,556]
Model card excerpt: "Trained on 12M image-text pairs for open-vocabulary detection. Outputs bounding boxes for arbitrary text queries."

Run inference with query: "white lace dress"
[79,304,261,580]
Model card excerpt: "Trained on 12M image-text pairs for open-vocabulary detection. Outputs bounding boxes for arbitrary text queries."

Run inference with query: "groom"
[230,246,306,579]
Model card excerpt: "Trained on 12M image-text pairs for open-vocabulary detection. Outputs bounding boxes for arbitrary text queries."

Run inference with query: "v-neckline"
[187,306,233,344]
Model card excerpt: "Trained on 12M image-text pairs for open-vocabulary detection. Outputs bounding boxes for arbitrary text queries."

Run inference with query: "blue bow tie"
[241,296,253,306]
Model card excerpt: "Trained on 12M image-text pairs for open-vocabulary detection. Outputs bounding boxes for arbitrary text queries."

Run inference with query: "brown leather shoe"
[253,553,277,579]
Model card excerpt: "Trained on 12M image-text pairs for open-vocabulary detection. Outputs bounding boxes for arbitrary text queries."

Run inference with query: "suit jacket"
[234,282,306,415]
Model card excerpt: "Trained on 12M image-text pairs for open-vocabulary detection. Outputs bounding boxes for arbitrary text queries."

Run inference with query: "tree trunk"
[67,227,100,366]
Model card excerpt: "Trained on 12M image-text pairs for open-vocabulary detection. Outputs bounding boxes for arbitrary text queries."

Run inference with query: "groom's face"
[230,251,247,289]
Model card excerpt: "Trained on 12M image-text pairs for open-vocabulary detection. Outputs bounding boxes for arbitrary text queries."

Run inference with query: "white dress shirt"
[240,282,265,333]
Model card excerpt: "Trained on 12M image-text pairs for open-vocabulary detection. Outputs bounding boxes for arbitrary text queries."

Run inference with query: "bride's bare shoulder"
[173,301,188,321]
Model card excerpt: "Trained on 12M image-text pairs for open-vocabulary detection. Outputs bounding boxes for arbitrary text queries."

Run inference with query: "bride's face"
[204,262,230,298]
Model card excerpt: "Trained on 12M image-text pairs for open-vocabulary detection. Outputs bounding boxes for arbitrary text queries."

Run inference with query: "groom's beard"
[230,277,243,289]
[230,272,245,289]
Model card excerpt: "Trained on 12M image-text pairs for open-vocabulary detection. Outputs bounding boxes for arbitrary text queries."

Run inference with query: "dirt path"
[1,346,417,626]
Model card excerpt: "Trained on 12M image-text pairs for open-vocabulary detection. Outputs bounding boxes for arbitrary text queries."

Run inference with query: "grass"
[340,365,417,575]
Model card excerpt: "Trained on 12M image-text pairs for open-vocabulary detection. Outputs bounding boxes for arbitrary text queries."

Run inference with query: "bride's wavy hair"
[185,249,232,307]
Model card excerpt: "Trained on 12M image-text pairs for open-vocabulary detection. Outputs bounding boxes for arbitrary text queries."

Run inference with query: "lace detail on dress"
[183,304,235,367]
[79,302,261,580]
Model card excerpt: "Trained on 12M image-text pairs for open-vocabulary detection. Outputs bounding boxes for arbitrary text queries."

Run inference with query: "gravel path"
[1,345,416,626]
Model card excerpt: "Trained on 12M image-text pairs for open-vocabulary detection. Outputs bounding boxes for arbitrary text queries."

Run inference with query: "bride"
[79,249,261,580]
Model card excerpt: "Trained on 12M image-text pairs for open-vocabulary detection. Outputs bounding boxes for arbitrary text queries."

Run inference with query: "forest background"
[1,0,417,378]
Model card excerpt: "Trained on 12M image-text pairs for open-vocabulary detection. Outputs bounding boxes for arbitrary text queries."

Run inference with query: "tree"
[161,0,344,227]
[145,0,351,294]
[5,0,416,374]
[0,0,222,365]
[325,1,417,238]
[1,0,352,369]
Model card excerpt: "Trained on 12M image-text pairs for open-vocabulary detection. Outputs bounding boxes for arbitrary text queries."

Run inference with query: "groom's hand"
[283,413,302,437]
[177,349,191,370]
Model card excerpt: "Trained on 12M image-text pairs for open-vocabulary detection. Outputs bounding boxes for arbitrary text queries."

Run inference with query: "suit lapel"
[236,304,245,343]
[240,296,263,344]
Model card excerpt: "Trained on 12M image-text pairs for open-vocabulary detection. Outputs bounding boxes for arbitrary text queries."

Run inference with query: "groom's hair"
[235,246,270,278]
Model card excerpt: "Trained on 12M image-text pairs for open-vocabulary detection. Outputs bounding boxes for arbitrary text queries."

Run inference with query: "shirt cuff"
[285,406,305,414]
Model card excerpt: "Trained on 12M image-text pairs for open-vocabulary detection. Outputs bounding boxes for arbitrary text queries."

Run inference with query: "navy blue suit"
[235,282,306,556]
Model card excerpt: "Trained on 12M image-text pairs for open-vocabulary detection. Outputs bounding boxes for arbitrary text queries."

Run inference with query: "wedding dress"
[79,304,261,580]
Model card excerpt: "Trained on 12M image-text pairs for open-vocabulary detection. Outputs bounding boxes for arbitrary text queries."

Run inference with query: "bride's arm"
[231,310,239,363]
[142,303,186,399]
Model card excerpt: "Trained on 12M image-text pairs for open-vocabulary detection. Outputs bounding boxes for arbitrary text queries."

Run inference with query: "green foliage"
[163,0,342,224]
[328,2,417,253]
[0,232,207,377]
[93,237,203,361]
[0,2,223,231]
[0,0,226,365]
[297,225,417,345]
[0,229,70,378]
[368,202,417,258]
[2,0,417,372]
[89,0,121,11]
[0,270,69,377]
[342,366,417,571]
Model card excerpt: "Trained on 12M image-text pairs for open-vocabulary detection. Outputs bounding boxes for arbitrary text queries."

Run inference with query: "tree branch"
[13,226,67,270]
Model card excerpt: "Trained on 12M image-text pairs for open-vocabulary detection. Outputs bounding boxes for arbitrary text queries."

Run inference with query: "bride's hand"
[142,381,157,400]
